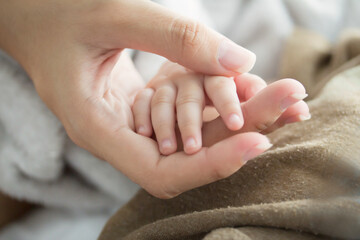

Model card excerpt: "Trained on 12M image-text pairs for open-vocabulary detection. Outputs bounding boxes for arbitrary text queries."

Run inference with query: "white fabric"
[0,208,115,240]
[0,0,360,239]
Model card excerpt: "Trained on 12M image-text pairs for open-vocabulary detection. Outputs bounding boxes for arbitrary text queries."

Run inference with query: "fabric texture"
[98,29,360,240]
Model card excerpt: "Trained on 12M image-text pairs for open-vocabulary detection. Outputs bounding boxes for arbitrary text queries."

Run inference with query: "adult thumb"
[110,0,256,76]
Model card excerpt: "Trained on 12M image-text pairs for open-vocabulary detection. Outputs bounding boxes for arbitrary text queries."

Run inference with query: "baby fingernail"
[138,126,146,134]
[228,113,243,130]
[218,39,256,73]
[243,141,273,163]
[291,93,308,100]
[299,114,311,121]
[280,93,308,111]
[285,114,311,124]
[161,139,173,151]
[185,137,197,151]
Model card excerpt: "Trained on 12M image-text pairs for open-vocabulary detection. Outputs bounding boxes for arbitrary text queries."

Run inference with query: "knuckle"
[179,120,198,134]
[176,93,204,107]
[253,121,273,132]
[136,88,154,101]
[133,113,147,125]
[132,90,154,113]
[154,120,172,133]
[205,150,230,180]
[208,78,236,92]
[151,86,175,106]
[144,174,179,199]
[171,19,204,56]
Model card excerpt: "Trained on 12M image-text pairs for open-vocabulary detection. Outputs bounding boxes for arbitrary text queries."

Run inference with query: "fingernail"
[243,142,273,163]
[299,114,311,121]
[138,126,146,134]
[228,113,243,130]
[161,139,173,151]
[284,114,311,124]
[185,137,197,151]
[280,93,308,111]
[218,39,256,73]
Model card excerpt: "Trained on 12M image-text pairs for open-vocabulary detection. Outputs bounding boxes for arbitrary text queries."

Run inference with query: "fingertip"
[184,137,202,155]
[277,78,306,95]
[243,140,273,163]
[218,39,256,74]
[205,75,243,131]
[226,113,244,130]
[159,138,177,156]
[280,93,308,112]
[286,100,309,116]
[229,133,272,164]
[231,132,271,151]
[137,125,152,137]
[282,100,311,125]
[285,113,312,124]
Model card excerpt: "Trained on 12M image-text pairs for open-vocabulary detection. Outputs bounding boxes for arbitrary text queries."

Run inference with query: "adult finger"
[261,100,310,134]
[201,79,308,146]
[240,78,308,132]
[105,129,271,199]
[105,0,256,76]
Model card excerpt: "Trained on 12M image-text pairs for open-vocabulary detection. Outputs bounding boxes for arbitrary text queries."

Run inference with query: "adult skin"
[0,0,272,198]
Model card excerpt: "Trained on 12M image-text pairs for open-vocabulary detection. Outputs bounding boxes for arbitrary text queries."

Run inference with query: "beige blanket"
[99,29,360,240]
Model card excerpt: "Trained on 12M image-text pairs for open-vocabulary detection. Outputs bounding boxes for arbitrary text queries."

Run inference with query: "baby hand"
[132,62,252,155]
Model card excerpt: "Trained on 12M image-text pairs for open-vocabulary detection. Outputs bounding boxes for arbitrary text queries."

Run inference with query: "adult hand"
[0,0,261,198]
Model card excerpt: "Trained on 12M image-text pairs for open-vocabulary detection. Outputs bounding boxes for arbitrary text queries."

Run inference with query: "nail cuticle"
[243,142,273,163]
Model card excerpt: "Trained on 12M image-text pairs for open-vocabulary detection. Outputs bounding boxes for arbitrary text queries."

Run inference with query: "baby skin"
[133,61,310,155]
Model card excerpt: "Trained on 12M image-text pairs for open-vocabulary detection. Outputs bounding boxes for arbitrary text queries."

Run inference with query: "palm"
[90,52,145,134]
[75,52,307,199]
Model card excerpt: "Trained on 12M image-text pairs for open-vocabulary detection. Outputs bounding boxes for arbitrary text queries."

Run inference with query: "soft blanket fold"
[98,29,360,240]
